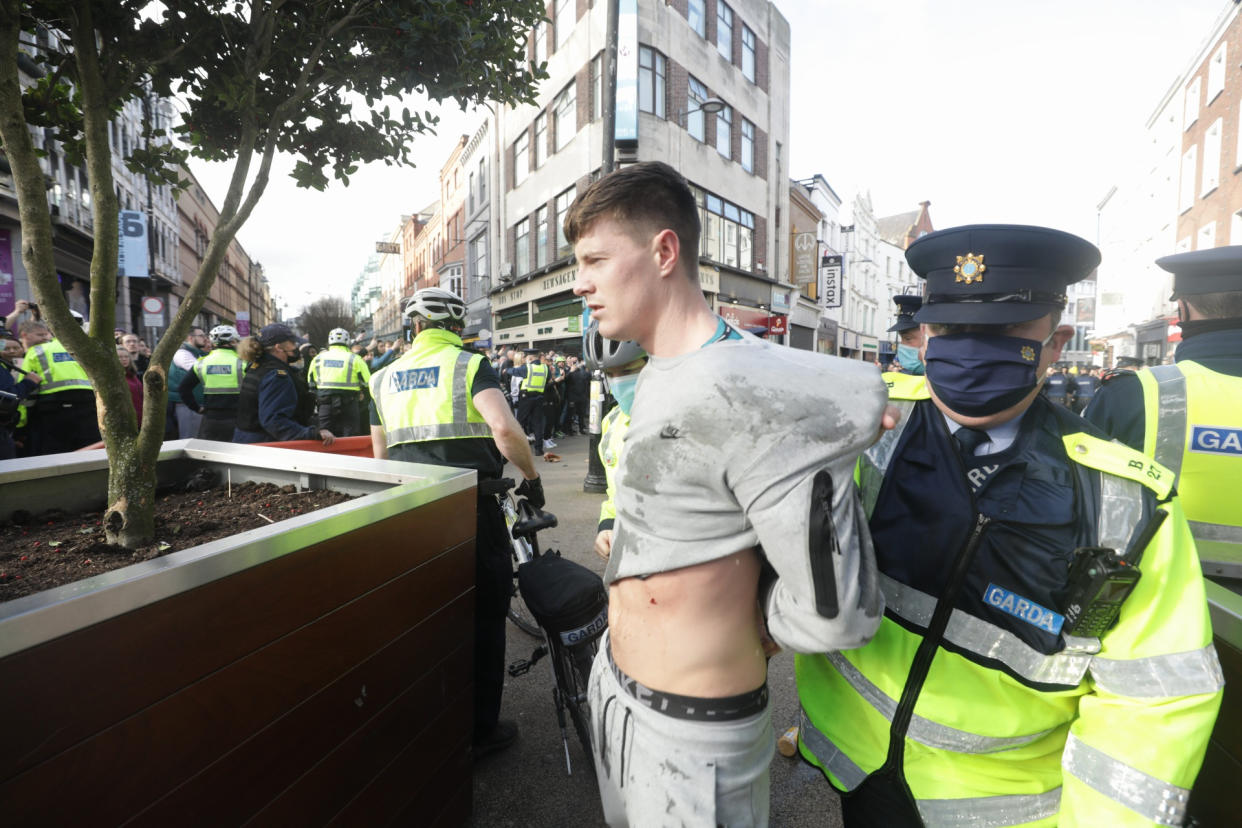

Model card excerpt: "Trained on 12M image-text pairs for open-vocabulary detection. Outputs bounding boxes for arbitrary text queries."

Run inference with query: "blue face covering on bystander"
[896,344,925,375]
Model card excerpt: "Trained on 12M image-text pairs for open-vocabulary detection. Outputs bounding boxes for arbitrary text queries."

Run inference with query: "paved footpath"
[470,432,843,827]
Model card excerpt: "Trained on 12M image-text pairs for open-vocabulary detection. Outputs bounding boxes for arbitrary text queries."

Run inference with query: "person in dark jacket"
[1,328,40,460]
[233,324,335,445]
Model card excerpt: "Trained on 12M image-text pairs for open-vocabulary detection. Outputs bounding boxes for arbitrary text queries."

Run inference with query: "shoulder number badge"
[954,252,986,285]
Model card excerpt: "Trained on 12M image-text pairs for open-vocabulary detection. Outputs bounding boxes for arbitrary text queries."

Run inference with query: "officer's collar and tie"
[944,412,1027,458]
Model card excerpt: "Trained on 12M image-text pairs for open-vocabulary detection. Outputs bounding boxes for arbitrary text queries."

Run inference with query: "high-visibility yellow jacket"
[597,405,629,532]
[370,328,491,447]
[520,363,548,393]
[1136,361,1242,572]
[308,344,371,394]
[193,348,245,396]
[21,339,91,396]
[797,379,1223,827]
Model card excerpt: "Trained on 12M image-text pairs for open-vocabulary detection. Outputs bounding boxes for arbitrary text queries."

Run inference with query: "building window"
[534,112,548,168]
[716,104,732,159]
[555,186,576,258]
[742,26,756,83]
[515,217,530,273]
[1185,77,1201,130]
[688,0,705,37]
[687,75,708,142]
[554,81,577,151]
[741,118,755,172]
[533,20,547,68]
[555,0,573,51]
[1231,209,1242,245]
[444,267,463,299]
[592,53,603,121]
[692,185,754,270]
[1203,118,1221,195]
[1175,235,1192,253]
[514,131,529,186]
[478,156,487,202]
[639,46,666,118]
[716,2,733,61]
[467,171,475,213]
[1198,221,1217,250]
[536,206,549,268]
[1208,42,1227,102]
[1180,144,1197,212]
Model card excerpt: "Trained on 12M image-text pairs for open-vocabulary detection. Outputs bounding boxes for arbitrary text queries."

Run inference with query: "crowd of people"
[483,347,592,455]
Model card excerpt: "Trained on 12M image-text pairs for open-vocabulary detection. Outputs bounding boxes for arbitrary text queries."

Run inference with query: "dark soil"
[0,481,358,603]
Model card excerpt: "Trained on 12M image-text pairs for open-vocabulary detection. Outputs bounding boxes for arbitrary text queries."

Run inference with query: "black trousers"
[316,393,361,437]
[28,395,100,456]
[196,410,237,442]
[516,392,544,455]
[474,491,513,737]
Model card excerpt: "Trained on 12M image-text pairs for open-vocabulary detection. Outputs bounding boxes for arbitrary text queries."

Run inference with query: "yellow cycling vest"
[310,344,371,393]
[193,348,245,395]
[21,339,91,396]
[1138,360,1242,574]
[521,363,548,393]
[370,328,491,446]
[597,405,630,530]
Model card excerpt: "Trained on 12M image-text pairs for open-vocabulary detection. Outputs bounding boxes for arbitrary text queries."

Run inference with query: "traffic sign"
[141,295,165,328]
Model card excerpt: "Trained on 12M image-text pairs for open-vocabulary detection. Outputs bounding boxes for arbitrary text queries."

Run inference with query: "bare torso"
[608,549,767,697]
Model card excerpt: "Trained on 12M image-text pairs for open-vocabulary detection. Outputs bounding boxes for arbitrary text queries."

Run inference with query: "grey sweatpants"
[589,633,773,827]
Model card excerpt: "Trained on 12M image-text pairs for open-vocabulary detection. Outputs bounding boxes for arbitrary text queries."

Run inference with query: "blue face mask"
[896,343,924,375]
[608,373,639,415]
[924,332,1046,417]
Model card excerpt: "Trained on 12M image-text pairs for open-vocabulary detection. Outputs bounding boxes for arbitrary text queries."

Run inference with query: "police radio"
[1060,510,1168,638]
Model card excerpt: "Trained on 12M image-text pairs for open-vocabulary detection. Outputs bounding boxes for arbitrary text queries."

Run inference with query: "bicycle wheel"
[551,637,598,776]
[508,591,543,637]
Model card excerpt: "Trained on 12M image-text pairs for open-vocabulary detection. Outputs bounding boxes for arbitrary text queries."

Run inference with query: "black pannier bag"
[517,553,608,648]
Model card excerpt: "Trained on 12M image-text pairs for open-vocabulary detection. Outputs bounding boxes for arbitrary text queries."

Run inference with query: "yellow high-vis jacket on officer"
[21,339,91,396]
[596,405,629,533]
[796,376,1223,827]
[309,344,371,395]
[370,328,491,448]
[193,348,245,396]
[520,362,548,394]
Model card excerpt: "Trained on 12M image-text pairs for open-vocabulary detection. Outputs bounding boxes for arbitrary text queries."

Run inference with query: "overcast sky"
[194,0,1229,317]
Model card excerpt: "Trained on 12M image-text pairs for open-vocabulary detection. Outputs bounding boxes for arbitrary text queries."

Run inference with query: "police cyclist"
[233,324,335,446]
[308,327,371,437]
[179,325,246,441]
[20,313,100,455]
[369,287,544,758]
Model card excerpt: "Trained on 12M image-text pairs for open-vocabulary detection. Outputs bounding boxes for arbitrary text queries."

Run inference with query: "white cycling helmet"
[327,327,350,346]
[404,287,467,327]
[583,319,646,371]
[209,325,241,346]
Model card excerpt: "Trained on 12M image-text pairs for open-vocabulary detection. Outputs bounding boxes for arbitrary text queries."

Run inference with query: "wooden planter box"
[0,440,477,826]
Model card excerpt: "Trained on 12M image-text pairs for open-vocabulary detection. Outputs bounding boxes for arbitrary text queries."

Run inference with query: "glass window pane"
[688,76,707,141]
[706,193,722,214]
[536,206,549,268]
[742,26,756,83]
[723,202,739,222]
[716,105,731,158]
[555,82,577,151]
[654,53,666,118]
[688,0,705,37]
[739,226,752,270]
[707,212,722,262]
[534,113,547,167]
[717,2,733,60]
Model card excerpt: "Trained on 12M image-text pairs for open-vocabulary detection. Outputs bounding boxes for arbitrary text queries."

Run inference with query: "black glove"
[516,476,545,510]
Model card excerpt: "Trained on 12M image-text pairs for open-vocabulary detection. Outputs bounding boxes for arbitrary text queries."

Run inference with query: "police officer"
[233,324,335,445]
[1071,366,1099,414]
[370,287,545,758]
[308,327,371,437]
[510,349,549,456]
[0,327,40,459]
[888,294,925,376]
[1042,361,1073,407]
[20,317,100,455]
[1086,245,1242,576]
[796,225,1222,826]
[178,325,245,441]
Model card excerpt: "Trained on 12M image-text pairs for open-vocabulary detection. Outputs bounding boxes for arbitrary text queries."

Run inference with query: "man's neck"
[642,294,720,358]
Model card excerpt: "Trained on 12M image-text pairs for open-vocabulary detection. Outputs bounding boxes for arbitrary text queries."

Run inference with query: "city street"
[471,432,842,828]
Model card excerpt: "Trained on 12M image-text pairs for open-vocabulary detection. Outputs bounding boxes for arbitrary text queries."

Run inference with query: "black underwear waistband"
[607,643,768,722]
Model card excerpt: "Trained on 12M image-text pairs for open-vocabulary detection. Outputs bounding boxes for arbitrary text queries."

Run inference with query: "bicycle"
[493,479,543,637]
[486,478,604,777]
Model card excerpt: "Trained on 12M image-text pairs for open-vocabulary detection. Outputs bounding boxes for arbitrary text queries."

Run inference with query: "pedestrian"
[1072,365,1100,414]
[563,355,590,435]
[179,325,245,441]
[369,287,545,759]
[888,294,925,376]
[1,328,40,460]
[798,224,1221,825]
[568,161,888,827]
[1086,245,1242,577]
[119,332,149,374]
[1042,361,1072,407]
[116,345,143,424]
[232,324,335,445]
[508,349,549,456]
[167,326,209,439]
[19,316,100,455]
[307,327,371,437]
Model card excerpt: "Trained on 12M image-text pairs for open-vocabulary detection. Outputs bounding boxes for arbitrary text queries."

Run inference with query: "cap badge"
[1020,346,1036,362]
[954,252,986,285]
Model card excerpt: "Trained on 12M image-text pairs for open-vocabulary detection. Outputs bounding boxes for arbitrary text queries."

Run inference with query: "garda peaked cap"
[887,294,923,333]
[907,224,1100,325]
[1157,245,1242,296]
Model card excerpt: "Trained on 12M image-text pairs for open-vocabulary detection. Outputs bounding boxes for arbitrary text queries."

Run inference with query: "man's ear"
[652,228,681,279]
[1046,324,1074,360]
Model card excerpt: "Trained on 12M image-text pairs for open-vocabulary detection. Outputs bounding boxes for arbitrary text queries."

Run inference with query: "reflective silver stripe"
[1189,520,1242,546]
[1062,733,1189,825]
[825,651,1055,753]
[385,422,493,443]
[881,575,1098,687]
[39,378,92,392]
[916,788,1062,828]
[1098,472,1143,553]
[452,350,474,423]
[798,707,867,789]
[33,344,51,375]
[1148,364,1187,481]
[1090,645,1224,697]
[859,398,915,516]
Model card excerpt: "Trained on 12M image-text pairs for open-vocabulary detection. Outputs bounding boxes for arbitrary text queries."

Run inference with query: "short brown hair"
[563,161,700,279]
[1183,290,1242,319]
